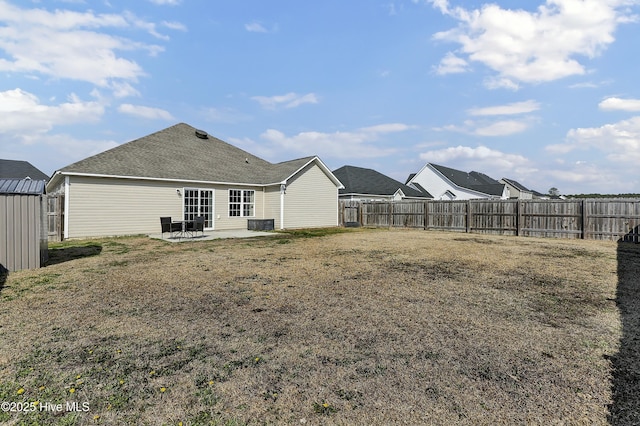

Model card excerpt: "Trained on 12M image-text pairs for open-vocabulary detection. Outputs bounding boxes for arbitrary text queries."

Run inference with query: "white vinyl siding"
[282,163,338,229]
[66,177,184,238]
[263,186,282,229]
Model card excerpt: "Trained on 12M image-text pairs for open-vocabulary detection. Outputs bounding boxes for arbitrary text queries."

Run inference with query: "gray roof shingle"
[501,177,532,192]
[334,165,431,198]
[0,159,49,181]
[431,163,505,196]
[57,123,316,185]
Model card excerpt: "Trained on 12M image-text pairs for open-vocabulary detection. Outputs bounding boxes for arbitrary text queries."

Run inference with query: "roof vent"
[195,129,208,139]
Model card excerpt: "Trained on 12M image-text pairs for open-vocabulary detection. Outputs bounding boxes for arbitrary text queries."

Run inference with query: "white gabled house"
[46,123,344,239]
[406,163,508,200]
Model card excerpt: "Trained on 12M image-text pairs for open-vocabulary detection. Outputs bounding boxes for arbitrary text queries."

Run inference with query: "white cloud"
[433,52,469,75]
[108,82,142,99]
[245,22,268,33]
[42,134,120,166]
[436,100,539,136]
[0,2,179,94]
[148,0,182,5]
[474,120,531,136]
[419,145,533,175]
[598,97,640,111]
[546,116,640,164]
[360,123,414,133]
[244,21,278,33]
[254,123,412,160]
[117,104,174,120]
[162,21,187,31]
[435,118,533,136]
[421,145,528,164]
[544,161,632,193]
[252,92,319,110]
[0,88,104,136]
[429,0,637,86]
[483,77,520,91]
[468,100,540,116]
[569,81,601,89]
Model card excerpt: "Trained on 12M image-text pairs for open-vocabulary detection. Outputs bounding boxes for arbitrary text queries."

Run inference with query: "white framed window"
[229,189,255,217]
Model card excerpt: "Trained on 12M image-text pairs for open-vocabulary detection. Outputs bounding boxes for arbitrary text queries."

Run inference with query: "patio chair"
[184,219,197,238]
[194,216,205,237]
[160,217,182,238]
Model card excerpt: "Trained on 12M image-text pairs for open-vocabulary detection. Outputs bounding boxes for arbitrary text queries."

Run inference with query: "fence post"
[424,200,429,230]
[581,199,586,239]
[516,200,522,236]
[465,200,471,233]
[388,202,393,228]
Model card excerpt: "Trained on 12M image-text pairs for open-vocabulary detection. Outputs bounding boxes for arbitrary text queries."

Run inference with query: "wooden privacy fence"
[339,199,640,242]
[47,194,64,242]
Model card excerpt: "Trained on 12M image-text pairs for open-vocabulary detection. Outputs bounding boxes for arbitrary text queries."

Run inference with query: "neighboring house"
[333,165,432,201]
[406,163,508,200]
[500,178,534,199]
[0,179,48,271]
[46,123,344,239]
[0,159,49,181]
[500,178,549,199]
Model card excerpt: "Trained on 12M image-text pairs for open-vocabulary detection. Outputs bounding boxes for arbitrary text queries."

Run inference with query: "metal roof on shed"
[0,178,46,195]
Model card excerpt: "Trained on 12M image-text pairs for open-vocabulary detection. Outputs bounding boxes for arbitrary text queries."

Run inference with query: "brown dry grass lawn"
[0,228,637,425]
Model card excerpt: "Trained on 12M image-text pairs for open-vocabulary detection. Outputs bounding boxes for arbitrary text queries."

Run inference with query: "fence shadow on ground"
[609,226,640,424]
[0,265,7,294]
[45,244,103,266]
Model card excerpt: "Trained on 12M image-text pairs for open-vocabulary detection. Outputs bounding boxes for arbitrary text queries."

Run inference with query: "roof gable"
[334,165,429,198]
[52,123,336,187]
[501,177,532,193]
[0,159,49,181]
[429,163,505,196]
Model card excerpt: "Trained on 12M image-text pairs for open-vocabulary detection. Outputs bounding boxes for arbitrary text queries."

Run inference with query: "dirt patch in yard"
[0,228,635,425]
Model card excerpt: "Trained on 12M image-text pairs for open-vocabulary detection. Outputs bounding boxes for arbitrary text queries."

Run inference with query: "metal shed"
[0,179,48,271]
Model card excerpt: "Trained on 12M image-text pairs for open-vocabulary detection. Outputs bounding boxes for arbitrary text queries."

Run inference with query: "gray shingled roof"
[56,123,317,185]
[431,163,505,196]
[501,177,532,192]
[0,159,49,181]
[0,178,46,195]
[334,165,431,198]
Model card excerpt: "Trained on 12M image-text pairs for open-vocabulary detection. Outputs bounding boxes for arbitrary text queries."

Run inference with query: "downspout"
[64,176,70,240]
[336,187,340,226]
[279,183,286,230]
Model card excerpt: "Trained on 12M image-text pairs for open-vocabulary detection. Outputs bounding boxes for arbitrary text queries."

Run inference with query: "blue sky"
[1,0,639,194]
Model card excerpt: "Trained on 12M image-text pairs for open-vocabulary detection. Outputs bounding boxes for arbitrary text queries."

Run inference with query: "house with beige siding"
[46,123,343,239]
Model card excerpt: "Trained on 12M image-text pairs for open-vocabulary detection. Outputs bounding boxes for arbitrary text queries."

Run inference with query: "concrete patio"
[150,229,277,242]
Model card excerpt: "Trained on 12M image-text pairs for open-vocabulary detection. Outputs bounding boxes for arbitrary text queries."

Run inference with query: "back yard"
[0,228,638,425]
